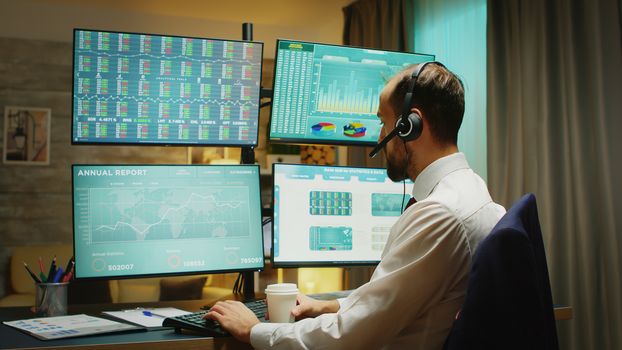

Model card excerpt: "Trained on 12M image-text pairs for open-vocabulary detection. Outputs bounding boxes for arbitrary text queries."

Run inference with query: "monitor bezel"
[71,163,265,280]
[71,28,264,148]
[268,38,435,147]
[270,162,411,268]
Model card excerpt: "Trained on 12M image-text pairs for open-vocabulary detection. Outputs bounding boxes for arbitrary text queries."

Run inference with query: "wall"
[0,37,188,297]
[0,0,349,59]
[0,0,350,298]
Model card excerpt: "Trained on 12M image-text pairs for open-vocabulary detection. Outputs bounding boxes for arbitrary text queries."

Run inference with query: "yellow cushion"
[116,278,160,303]
[0,293,35,307]
[202,286,231,300]
[10,245,73,294]
[115,275,214,303]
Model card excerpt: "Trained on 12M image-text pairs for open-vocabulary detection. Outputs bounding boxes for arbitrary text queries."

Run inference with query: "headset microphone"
[368,125,399,158]
[369,118,421,158]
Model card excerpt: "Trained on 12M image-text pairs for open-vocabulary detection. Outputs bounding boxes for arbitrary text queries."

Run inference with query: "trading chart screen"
[71,29,263,146]
[269,40,433,146]
[272,163,413,267]
[72,164,264,279]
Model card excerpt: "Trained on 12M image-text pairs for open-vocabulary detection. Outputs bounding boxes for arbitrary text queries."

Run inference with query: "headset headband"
[400,61,445,122]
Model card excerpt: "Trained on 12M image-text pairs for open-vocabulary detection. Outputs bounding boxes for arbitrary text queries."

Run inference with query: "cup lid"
[265,283,298,294]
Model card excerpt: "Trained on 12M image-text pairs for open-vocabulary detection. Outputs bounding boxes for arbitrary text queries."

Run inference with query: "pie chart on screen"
[311,122,336,137]
[343,122,367,137]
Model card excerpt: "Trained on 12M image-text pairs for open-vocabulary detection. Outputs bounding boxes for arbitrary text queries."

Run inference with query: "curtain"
[487,0,622,349]
[343,0,408,170]
[409,0,488,181]
[342,0,408,287]
[343,0,488,182]
[343,0,408,50]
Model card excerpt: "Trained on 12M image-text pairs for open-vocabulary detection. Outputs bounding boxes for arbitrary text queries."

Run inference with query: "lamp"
[10,110,35,156]
[13,125,26,150]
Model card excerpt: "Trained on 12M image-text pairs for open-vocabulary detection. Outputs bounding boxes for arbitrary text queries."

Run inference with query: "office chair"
[443,193,559,350]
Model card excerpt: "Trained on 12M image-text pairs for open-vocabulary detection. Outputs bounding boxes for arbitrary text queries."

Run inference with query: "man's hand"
[204,300,260,343]
[290,293,340,320]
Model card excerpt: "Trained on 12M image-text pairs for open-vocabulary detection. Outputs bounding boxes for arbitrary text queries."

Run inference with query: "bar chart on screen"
[270,40,433,146]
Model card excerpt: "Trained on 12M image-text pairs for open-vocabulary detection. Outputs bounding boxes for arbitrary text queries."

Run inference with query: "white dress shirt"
[251,153,506,349]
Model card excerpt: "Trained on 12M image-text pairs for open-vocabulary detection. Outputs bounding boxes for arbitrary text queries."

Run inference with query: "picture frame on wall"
[3,106,51,165]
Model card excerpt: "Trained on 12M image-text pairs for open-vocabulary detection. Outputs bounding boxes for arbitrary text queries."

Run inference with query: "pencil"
[38,257,47,282]
[47,256,57,283]
[23,262,42,283]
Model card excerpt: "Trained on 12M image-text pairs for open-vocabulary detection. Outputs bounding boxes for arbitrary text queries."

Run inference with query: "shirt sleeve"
[337,297,346,308]
[250,201,470,350]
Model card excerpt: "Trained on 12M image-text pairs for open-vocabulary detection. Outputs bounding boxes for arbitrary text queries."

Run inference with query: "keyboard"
[162,299,267,337]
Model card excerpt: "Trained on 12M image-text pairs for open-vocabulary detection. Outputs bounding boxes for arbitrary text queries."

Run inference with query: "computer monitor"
[72,164,264,279]
[71,29,263,146]
[269,39,434,146]
[271,163,414,267]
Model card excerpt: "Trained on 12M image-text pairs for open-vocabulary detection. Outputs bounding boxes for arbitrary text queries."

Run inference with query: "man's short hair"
[389,63,465,145]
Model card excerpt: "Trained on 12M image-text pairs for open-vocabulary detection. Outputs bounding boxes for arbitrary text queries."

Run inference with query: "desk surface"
[0,298,252,350]
[0,295,573,349]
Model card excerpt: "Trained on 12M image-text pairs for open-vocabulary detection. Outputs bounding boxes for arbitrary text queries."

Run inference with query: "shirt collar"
[412,152,470,201]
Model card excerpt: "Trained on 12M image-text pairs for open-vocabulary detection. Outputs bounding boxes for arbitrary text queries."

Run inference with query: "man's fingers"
[210,300,240,313]
[205,301,238,317]
[292,304,314,319]
[204,310,225,323]
[291,305,303,317]
[207,303,227,315]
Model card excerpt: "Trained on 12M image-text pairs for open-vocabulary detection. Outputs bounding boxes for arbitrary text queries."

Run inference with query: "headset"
[369,61,445,158]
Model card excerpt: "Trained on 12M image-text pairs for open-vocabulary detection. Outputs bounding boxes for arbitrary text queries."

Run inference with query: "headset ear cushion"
[399,112,423,141]
[410,113,423,139]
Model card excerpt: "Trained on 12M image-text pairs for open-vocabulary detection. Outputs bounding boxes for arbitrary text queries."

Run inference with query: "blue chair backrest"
[443,193,559,350]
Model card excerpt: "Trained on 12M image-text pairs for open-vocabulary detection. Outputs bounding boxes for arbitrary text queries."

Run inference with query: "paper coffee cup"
[265,283,298,323]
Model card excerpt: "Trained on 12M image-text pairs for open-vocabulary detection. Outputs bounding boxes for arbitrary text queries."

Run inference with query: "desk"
[554,306,573,320]
[0,298,251,350]
[0,295,573,349]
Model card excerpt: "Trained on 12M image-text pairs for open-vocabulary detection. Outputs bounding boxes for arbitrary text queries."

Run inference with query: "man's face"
[377,80,408,182]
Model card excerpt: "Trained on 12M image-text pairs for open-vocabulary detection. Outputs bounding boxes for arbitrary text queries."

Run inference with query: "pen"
[62,262,75,282]
[47,256,57,282]
[52,267,64,283]
[38,257,47,282]
[142,310,167,318]
[23,262,42,283]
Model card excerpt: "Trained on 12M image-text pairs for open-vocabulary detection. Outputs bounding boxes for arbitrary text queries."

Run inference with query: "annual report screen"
[272,164,414,266]
[72,164,264,278]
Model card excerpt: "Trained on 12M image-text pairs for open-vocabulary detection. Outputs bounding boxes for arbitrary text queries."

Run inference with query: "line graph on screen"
[87,186,250,243]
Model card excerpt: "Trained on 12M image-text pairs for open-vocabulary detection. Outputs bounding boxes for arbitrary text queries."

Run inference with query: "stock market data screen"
[72,29,263,146]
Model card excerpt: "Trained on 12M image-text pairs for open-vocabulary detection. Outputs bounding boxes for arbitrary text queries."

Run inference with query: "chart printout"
[72,30,262,145]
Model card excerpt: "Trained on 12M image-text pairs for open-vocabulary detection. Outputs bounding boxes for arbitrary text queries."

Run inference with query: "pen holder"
[35,282,69,317]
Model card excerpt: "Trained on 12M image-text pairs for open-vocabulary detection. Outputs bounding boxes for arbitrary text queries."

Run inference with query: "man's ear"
[410,107,424,121]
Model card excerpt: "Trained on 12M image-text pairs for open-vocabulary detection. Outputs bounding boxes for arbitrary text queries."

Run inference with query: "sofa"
[0,244,232,307]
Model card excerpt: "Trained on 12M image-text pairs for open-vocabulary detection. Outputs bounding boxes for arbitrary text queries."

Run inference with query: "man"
[204,63,506,349]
